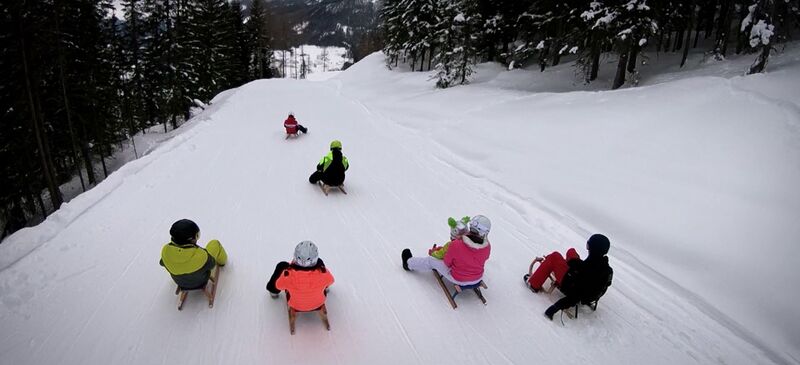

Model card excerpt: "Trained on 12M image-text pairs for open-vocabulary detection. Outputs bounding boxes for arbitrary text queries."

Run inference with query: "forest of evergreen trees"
[0,0,276,238]
[381,0,800,88]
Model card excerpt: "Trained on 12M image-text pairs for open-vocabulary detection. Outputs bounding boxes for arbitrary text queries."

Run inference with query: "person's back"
[444,235,491,283]
[561,255,612,303]
[276,264,334,311]
[402,215,492,286]
[284,115,298,134]
[160,219,227,290]
[268,241,334,311]
[322,148,347,186]
[310,140,349,186]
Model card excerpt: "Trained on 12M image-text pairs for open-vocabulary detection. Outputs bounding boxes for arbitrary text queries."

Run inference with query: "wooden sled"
[176,265,220,310]
[432,270,487,309]
[318,182,347,196]
[288,302,330,335]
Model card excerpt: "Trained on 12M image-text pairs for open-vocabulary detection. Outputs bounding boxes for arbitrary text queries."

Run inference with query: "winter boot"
[402,249,412,271]
[524,274,540,293]
[544,305,558,320]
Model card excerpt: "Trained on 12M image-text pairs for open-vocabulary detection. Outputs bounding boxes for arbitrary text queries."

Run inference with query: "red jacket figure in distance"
[284,114,308,135]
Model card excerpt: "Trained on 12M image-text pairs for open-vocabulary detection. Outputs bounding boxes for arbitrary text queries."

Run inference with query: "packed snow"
[1,44,799,365]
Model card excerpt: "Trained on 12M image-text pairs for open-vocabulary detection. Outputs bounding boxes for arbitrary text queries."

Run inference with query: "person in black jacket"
[309,140,349,186]
[526,234,613,320]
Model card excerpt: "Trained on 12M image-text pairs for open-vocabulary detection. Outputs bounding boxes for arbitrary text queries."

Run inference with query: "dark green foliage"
[0,0,269,239]
[380,0,799,88]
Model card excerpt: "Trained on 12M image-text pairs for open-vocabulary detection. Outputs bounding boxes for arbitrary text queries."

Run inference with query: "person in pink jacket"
[401,215,491,285]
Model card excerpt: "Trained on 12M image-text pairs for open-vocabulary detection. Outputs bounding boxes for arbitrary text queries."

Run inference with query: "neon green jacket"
[317,151,349,172]
[160,239,227,289]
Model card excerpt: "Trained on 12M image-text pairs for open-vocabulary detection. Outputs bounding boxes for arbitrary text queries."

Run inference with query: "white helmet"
[469,215,491,238]
[294,240,319,267]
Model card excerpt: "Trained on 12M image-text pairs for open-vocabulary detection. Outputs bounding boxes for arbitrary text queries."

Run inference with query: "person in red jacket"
[284,113,308,135]
[401,215,492,286]
[266,241,333,311]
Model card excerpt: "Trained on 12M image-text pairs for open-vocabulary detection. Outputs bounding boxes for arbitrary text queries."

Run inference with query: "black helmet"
[587,234,610,256]
[170,219,199,245]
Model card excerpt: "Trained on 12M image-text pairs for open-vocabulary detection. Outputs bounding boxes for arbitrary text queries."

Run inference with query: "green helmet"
[330,140,342,150]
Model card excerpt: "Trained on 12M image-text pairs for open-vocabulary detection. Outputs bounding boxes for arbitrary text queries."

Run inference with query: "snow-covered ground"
[1,45,799,365]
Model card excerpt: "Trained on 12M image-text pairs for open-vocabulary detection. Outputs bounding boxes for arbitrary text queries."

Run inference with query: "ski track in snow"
[0,64,797,364]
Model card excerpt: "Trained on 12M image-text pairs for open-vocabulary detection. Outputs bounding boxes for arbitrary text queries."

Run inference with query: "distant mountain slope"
[266,0,379,48]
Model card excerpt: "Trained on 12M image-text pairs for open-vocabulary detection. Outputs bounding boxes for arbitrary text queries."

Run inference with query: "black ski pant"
[266,261,291,294]
[309,170,324,184]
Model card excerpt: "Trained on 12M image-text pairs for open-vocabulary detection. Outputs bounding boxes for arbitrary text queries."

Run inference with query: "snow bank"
[337,48,800,363]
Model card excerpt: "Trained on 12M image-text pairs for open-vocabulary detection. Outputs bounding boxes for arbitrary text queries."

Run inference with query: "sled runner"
[432,269,487,309]
[285,132,299,140]
[528,259,558,294]
[318,182,347,196]
[176,265,220,310]
[288,302,330,335]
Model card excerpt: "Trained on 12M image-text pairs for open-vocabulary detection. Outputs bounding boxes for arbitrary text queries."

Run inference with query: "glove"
[429,242,450,259]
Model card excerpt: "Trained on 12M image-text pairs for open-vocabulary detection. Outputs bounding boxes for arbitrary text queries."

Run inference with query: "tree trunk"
[19,24,63,210]
[693,24,701,48]
[589,33,601,82]
[674,28,685,51]
[35,193,46,217]
[714,0,733,58]
[735,5,749,54]
[681,1,697,68]
[664,30,672,52]
[627,43,639,73]
[53,0,86,192]
[703,2,715,38]
[100,148,109,178]
[80,122,97,184]
[612,41,630,90]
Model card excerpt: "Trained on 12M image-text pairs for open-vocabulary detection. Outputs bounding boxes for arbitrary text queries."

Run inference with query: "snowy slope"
[1,47,799,365]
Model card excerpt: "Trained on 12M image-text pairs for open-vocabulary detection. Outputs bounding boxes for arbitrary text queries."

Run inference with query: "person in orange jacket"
[266,241,333,311]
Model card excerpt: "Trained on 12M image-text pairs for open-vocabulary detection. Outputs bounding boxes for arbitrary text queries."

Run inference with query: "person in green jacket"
[309,140,349,186]
[160,219,227,290]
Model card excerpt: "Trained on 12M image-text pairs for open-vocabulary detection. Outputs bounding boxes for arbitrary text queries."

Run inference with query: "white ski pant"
[407,256,482,286]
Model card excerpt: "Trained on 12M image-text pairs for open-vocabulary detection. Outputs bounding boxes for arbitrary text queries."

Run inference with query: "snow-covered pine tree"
[380,0,407,67]
[248,0,273,79]
[399,0,439,71]
[742,0,776,74]
[475,0,525,63]
[432,0,480,88]
[141,0,173,131]
[226,1,252,87]
[607,0,657,89]
[122,0,148,132]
